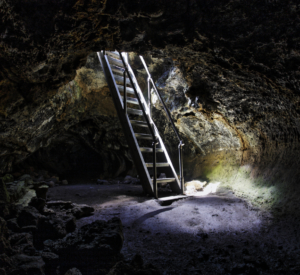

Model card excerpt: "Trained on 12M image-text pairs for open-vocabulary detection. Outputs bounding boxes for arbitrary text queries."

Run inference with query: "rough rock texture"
[44,218,123,274]
[0,0,300,212]
[0,52,131,179]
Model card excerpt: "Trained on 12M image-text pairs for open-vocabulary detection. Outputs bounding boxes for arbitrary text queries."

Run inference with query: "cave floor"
[48,183,300,275]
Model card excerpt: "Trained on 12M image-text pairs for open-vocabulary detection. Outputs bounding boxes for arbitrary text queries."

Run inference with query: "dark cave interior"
[1,0,300,274]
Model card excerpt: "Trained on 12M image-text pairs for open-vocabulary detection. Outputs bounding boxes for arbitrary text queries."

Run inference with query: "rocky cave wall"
[1,0,300,212]
[0,52,133,180]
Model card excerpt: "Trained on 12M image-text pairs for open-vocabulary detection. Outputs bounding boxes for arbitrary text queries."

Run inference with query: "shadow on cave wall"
[14,118,134,182]
[16,139,132,181]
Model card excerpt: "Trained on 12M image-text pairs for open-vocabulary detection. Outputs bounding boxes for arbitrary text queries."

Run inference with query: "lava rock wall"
[0,53,132,179]
[1,0,300,211]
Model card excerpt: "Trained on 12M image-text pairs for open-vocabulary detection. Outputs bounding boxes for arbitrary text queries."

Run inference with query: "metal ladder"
[97,51,185,200]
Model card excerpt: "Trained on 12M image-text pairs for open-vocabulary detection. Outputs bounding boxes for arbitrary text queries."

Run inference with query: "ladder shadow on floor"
[131,207,174,228]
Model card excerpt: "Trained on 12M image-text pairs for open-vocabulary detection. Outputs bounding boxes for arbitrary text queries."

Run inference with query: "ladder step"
[111,66,125,75]
[135,133,153,140]
[114,75,131,85]
[107,55,124,67]
[153,178,175,183]
[146,162,170,168]
[140,147,163,153]
[121,96,139,105]
[130,120,148,127]
[128,108,143,116]
[106,51,120,60]
[117,85,135,95]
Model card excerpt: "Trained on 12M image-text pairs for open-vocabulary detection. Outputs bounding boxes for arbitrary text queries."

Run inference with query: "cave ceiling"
[0,0,300,183]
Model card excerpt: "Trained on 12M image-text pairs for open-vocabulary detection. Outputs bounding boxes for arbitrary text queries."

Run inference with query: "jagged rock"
[46,201,73,210]
[10,254,45,275]
[44,218,123,274]
[68,204,94,219]
[64,268,82,275]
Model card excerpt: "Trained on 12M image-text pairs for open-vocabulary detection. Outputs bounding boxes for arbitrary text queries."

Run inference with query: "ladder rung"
[140,147,163,153]
[121,96,139,105]
[114,75,131,85]
[128,108,143,116]
[130,120,148,127]
[111,66,125,75]
[135,133,153,140]
[117,85,135,95]
[153,178,176,184]
[146,163,170,168]
[106,51,120,59]
[107,55,124,67]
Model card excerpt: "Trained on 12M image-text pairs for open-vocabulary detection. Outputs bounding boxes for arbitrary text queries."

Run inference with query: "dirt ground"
[48,182,300,275]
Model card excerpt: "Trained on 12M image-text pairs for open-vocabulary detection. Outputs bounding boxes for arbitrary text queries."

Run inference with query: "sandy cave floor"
[48,182,300,275]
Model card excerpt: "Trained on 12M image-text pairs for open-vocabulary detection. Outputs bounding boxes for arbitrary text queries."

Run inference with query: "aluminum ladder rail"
[140,56,185,195]
[98,50,184,199]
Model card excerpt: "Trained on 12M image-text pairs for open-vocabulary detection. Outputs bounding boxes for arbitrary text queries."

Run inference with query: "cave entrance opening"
[98,50,186,201]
